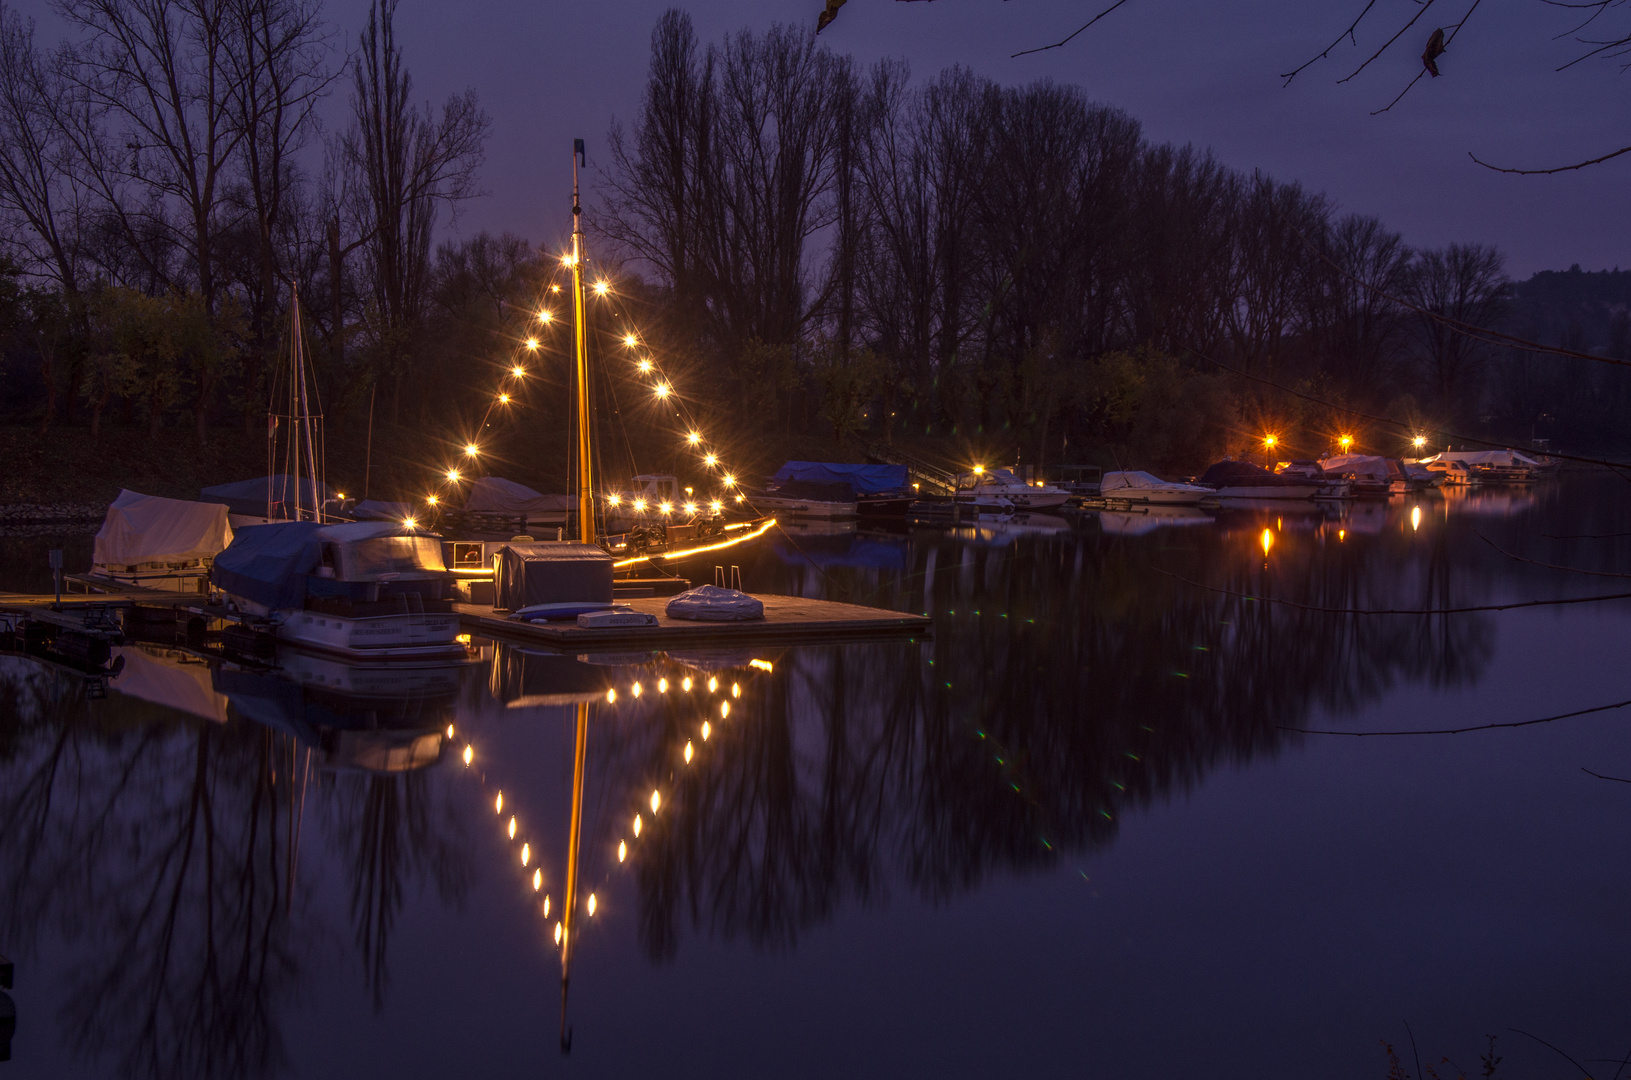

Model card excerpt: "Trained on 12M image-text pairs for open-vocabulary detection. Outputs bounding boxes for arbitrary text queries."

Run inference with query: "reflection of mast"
[570,140,594,545]
[559,700,590,1053]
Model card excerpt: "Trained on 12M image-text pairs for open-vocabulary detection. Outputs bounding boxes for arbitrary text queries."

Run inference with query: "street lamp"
[1338,434,1353,452]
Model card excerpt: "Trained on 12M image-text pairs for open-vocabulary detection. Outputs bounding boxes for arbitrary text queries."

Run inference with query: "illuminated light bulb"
[446,469,461,482]
[618,840,627,863]
[495,792,503,813]
[554,922,562,944]
[723,474,736,487]
[498,393,510,404]
[707,676,718,693]
[658,678,668,693]
[659,501,673,515]
[1413,434,1427,449]
[637,358,653,373]
[446,724,455,737]
[532,869,542,891]
[731,682,740,698]
[588,893,598,915]
[704,453,718,468]
[521,843,530,866]
[538,309,552,323]
[462,744,473,765]
[749,659,773,672]
[1338,435,1352,450]
[403,517,417,528]
[632,681,642,698]
[687,431,702,446]
[720,700,730,719]
[684,740,693,763]
[654,383,671,399]
[650,789,661,813]
[1264,435,1277,448]
[683,501,697,515]
[508,816,517,839]
[606,687,617,703]
[623,334,637,347]
[1411,505,1422,532]
[550,283,561,293]
[560,253,575,267]
[1260,528,1274,557]
[701,720,711,741]
[607,493,622,507]
[735,494,744,503]
[633,498,647,512]
[426,494,438,506]
[336,492,345,500]
[593,279,610,296]
[633,814,642,836]
[464,444,479,457]
[524,337,539,350]
[972,464,985,475]
[1339,529,1346,541]
[512,365,525,378]
[710,500,723,513]
[543,895,551,917]
[682,676,692,692]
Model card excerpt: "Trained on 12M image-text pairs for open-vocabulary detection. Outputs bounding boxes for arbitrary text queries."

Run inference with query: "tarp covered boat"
[462,477,574,519]
[772,461,908,494]
[201,475,335,521]
[1198,461,1318,499]
[1100,470,1213,505]
[91,489,233,588]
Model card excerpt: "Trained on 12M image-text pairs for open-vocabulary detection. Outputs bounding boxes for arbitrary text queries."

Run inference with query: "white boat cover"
[664,585,765,621]
[463,477,573,516]
[93,490,233,568]
[1319,454,1393,479]
[1421,450,1541,468]
[1101,470,1209,494]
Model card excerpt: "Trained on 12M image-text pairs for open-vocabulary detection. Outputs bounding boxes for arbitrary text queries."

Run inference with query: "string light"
[633,814,642,836]
[704,453,718,468]
[684,741,694,763]
[512,365,525,378]
[403,516,417,528]
[533,869,542,891]
[446,469,461,482]
[659,501,673,515]
[538,309,553,323]
[543,896,551,917]
[618,841,627,862]
[426,494,438,506]
[658,678,668,693]
[521,843,530,866]
[606,687,617,703]
[723,474,736,487]
[632,681,642,698]
[683,501,697,515]
[593,280,610,296]
[749,659,774,672]
[495,791,503,813]
[464,444,479,457]
[637,358,653,373]
[633,498,647,512]
[654,383,671,399]
[498,393,510,404]
[587,893,597,915]
[607,493,622,507]
[686,431,702,446]
[554,923,562,944]
[707,677,718,693]
[710,500,723,513]
[508,816,517,839]
[650,789,661,813]
[721,700,730,719]
[623,334,637,347]
[524,337,539,350]
[701,720,710,740]
[731,682,740,698]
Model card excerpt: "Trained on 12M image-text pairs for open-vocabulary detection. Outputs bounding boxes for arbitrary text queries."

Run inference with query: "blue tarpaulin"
[210,521,325,609]
[771,461,908,494]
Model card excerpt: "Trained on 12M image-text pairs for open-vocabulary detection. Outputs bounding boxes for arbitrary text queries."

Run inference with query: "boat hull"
[274,609,464,660]
[955,489,1072,509]
[1205,484,1319,500]
[749,495,857,520]
[1102,487,1207,505]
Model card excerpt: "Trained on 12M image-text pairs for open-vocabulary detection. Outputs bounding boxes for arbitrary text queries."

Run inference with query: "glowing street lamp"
[1338,434,1353,452]
[1412,434,1427,451]
[972,464,985,476]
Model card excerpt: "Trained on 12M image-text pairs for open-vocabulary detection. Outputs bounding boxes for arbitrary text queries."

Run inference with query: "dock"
[458,594,929,651]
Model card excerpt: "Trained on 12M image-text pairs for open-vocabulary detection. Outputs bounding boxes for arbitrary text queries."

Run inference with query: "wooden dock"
[456,594,931,651]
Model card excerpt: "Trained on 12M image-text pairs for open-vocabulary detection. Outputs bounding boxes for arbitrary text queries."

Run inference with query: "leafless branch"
[1282,0,1383,84]
[1011,0,1133,59]
[1470,141,1631,173]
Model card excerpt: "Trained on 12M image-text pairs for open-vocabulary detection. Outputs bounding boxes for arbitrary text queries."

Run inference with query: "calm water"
[4,477,1631,1079]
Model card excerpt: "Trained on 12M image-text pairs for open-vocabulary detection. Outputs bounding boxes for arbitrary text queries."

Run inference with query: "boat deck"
[455,594,931,652]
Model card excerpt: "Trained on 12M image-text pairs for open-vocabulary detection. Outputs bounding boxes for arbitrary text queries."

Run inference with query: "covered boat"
[1198,461,1318,500]
[211,520,461,659]
[772,461,911,516]
[91,489,234,591]
[201,475,336,526]
[954,467,1072,510]
[1099,470,1213,505]
[1318,454,1408,495]
[462,476,573,526]
[1419,449,1541,483]
[750,478,859,520]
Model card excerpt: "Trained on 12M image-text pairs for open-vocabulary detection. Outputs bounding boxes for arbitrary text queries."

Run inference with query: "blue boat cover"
[201,475,335,518]
[210,521,325,609]
[772,461,908,494]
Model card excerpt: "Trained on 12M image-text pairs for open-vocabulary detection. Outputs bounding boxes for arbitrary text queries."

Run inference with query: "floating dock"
[456,595,930,651]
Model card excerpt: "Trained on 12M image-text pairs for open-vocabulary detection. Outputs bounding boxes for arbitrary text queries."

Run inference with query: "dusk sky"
[23,0,1631,277]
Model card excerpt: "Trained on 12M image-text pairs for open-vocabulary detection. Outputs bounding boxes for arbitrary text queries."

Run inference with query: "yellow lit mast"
[571,141,594,545]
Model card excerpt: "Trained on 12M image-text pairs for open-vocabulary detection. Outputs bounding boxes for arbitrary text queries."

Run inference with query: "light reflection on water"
[3,475,1631,1078]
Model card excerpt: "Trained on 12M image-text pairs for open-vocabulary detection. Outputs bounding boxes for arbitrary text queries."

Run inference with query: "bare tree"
[1404,242,1507,420]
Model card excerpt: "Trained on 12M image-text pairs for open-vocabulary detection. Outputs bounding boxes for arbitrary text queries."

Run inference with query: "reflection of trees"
[616,502,1503,957]
[0,690,298,1080]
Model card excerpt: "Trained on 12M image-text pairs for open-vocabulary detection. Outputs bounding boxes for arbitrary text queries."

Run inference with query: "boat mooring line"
[1153,566,1631,615]
[1279,698,1631,737]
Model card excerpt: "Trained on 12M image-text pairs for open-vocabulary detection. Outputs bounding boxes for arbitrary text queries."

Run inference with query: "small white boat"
[749,491,858,520]
[954,468,1072,509]
[1099,470,1213,505]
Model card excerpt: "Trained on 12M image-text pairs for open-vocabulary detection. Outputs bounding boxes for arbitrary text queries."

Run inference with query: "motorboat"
[954,468,1072,509]
[1197,461,1318,499]
[1099,470,1213,505]
[1319,454,1409,496]
[87,490,234,593]
[1273,461,1353,499]
[1419,449,1543,484]
[211,520,464,660]
[748,478,859,520]
[772,461,912,517]
[1422,458,1476,485]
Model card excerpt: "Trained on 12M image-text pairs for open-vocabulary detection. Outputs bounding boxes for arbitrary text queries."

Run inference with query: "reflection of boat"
[1100,470,1213,505]
[1096,505,1214,537]
[1438,485,1541,517]
[110,644,230,723]
[1211,497,1326,514]
[955,512,1072,543]
[774,518,859,537]
[212,520,463,659]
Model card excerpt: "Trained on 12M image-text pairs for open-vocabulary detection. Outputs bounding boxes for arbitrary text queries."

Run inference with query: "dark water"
[4,477,1631,1079]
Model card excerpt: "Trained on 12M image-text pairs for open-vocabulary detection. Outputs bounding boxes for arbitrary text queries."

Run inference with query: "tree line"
[0,2,1600,478]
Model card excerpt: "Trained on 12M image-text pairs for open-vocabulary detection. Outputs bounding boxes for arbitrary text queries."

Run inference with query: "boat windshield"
[336,535,446,580]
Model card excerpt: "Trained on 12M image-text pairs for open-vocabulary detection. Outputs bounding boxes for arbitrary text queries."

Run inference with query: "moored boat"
[954,467,1072,509]
[1099,470,1213,505]
[1197,460,1318,499]
[88,490,234,593]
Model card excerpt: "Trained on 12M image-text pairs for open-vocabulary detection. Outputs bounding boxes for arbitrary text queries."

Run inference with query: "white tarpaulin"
[93,490,233,568]
[665,585,765,621]
[1421,450,1541,468]
[463,477,573,517]
[1319,454,1393,479]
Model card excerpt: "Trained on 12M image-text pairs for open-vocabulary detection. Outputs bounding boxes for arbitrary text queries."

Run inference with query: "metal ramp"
[864,444,959,496]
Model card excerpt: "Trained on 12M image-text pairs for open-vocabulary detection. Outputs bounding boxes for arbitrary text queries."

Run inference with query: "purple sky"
[22,0,1631,277]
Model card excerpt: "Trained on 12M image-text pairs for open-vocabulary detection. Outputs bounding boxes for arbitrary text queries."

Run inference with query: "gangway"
[864,443,959,496]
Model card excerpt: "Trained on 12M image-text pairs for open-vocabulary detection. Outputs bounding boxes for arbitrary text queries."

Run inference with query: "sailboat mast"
[571,142,594,545]
[291,282,324,523]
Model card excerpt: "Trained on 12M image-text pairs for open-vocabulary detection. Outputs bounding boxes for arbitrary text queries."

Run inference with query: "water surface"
[3,477,1630,1078]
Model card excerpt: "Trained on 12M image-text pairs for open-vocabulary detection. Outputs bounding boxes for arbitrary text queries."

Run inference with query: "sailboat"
[210,284,465,660]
